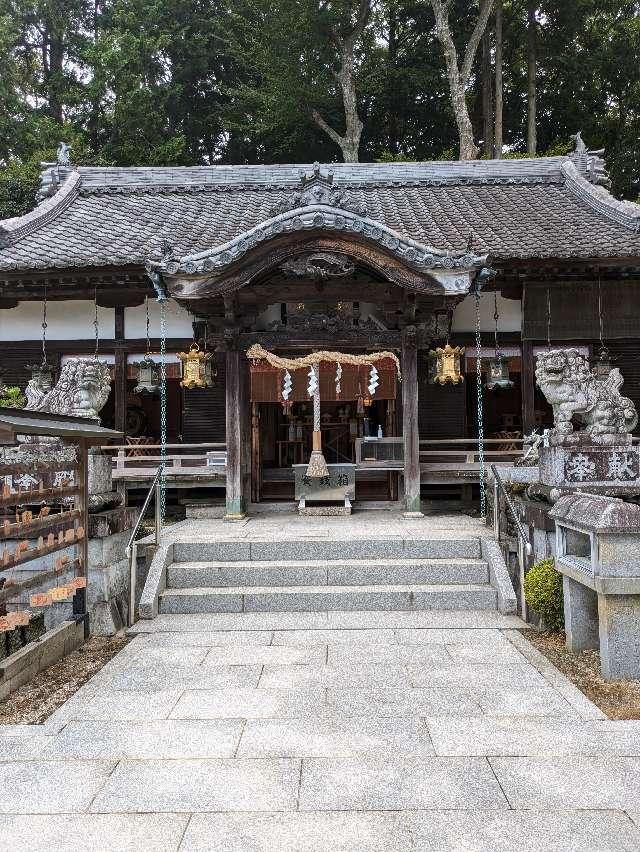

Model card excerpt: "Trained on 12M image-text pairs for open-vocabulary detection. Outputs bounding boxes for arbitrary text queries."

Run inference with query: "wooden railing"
[101,443,227,483]
[419,438,524,484]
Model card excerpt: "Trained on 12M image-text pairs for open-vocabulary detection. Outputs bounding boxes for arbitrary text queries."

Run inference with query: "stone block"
[47,688,185,723]
[563,574,599,652]
[541,444,640,490]
[325,687,482,718]
[598,593,640,679]
[180,812,412,852]
[90,757,301,813]
[298,755,508,811]
[259,663,410,690]
[170,687,329,720]
[0,759,115,814]
[0,814,190,852]
[237,716,435,758]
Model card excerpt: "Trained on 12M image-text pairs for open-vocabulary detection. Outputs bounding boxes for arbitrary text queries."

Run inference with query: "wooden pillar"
[225,348,247,520]
[114,306,127,436]
[401,326,423,517]
[521,338,535,435]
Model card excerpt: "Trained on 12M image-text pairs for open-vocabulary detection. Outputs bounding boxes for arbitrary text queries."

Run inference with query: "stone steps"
[167,559,489,589]
[172,538,482,563]
[158,583,498,614]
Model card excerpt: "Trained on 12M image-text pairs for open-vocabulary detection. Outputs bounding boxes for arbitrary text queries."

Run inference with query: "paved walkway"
[2,610,640,850]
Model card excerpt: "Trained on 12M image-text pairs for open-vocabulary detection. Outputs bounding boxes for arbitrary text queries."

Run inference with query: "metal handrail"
[490,464,532,557]
[125,465,163,626]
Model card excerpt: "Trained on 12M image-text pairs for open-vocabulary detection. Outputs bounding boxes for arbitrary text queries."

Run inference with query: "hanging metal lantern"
[26,361,55,393]
[592,345,613,380]
[428,344,465,385]
[486,354,514,390]
[133,356,161,394]
[178,343,214,389]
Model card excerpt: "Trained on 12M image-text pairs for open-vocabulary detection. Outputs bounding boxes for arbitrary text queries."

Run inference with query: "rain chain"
[475,290,486,519]
[159,298,168,521]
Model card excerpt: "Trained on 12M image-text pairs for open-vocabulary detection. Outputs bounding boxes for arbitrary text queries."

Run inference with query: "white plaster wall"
[452,293,522,333]
[125,298,194,338]
[0,300,115,341]
[0,299,194,341]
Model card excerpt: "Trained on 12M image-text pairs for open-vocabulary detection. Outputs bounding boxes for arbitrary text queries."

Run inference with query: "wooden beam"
[521,338,535,435]
[224,349,247,519]
[401,326,423,516]
[114,307,127,436]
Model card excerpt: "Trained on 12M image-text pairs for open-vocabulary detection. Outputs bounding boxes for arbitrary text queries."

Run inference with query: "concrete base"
[563,575,599,653]
[87,513,135,635]
[402,511,425,520]
[224,513,248,522]
[298,505,351,516]
[598,593,640,680]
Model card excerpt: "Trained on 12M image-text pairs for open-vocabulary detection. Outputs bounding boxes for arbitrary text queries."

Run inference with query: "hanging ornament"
[486,292,513,390]
[428,345,465,385]
[282,369,292,401]
[368,365,379,396]
[93,286,100,358]
[133,297,161,394]
[27,283,55,390]
[178,342,214,389]
[307,365,318,397]
[335,363,342,395]
[592,271,613,379]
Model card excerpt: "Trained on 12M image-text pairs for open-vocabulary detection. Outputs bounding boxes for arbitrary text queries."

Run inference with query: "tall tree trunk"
[481,26,494,158]
[493,0,503,158]
[311,0,371,163]
[430,0,495,161]
[527,1,537,157]
[387,2,399,155]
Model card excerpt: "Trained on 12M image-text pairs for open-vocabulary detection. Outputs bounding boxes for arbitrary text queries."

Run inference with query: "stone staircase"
[156,537,505,615]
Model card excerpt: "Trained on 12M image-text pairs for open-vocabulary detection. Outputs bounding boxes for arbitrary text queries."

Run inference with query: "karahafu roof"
[1,148,639,276]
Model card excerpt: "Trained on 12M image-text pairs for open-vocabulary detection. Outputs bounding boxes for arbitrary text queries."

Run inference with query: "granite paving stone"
[0,732,56,761]
[259,663,411,689]
[394,627,515,645]
[408,663,546,690]
[298,755,508,811]
[132,630,274,646]
[328,643,455,667]
[271,628,397,645]
[0,760,115,813]
[491,756,640,809]
[325,687,483,718]
[237,716,435,758]
[326,611,525,629]
[40,719,244,760]
[170,687,330,719]
[180,811,413,852]
[406,809,640,851]
[427,717,640,757]
[46,689,185,723]
[202,644,326,666]
[470,686,578,718]
[0,813,190,852]
[90,757,301,813]
[94,662,262,691]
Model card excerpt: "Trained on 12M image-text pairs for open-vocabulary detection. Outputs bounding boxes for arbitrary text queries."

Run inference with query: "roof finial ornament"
[571,131,587,155]
[56,142,72,167]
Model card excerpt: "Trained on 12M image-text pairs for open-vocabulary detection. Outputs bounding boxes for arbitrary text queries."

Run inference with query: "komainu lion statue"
[25,358,111,421]
[535,349,638,442]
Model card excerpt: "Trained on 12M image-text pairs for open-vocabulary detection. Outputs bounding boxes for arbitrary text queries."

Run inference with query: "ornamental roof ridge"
[146,203,489,278]
[562,161,640,234]
[0,169,81,248]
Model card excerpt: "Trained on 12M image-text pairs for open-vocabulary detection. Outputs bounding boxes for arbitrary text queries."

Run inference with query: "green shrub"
[0,386,26,408]
[524,558,564,631]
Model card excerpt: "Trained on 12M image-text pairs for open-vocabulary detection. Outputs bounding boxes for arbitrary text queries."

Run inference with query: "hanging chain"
[145,295,151,356]
[597,269,608,360]
[546,287,551,350]
[93,287,100,358]
[41,283,48,366]
[493,291,500,356]
[475,290,486,519]
[159,298,167,521]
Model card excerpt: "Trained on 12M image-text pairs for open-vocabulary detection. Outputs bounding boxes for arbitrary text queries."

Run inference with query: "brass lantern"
[178,343,214,389]
[133,356,161,394]
[486,354,514,390]
[428,344,465,385]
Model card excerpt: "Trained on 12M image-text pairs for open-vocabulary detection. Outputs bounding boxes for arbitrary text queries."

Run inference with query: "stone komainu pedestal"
[550,493,640,680]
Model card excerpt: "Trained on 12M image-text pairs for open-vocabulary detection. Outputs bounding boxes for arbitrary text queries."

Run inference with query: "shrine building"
[0,145,639,516]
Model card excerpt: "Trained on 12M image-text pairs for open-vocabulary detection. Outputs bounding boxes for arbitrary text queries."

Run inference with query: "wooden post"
[401,326,423,517]
[224,349,247,520]
[114,306,127,437]
[521,338,535,435]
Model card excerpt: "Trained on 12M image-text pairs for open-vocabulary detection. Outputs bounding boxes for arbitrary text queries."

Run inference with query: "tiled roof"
[1,155,639,274]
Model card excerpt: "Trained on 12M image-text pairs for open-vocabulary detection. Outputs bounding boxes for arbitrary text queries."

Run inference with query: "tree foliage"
[0,0,638,215]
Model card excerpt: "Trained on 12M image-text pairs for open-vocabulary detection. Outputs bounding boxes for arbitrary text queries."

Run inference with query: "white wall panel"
[452,293,522,333]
